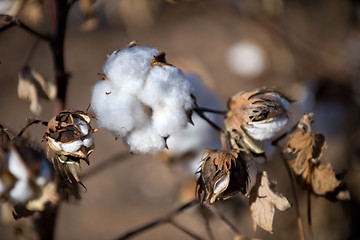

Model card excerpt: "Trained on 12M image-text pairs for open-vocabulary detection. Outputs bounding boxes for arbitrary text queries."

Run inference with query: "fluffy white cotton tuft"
[91,45,193,154]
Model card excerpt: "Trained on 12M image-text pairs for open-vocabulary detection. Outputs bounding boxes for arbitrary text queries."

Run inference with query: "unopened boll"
[91,45,194,154]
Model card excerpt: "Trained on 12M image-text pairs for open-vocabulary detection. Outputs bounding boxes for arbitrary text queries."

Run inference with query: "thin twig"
[200,206,215,240]
[0,14,51,40]
[194,108,224,134]
[207,204,241,235]
[278,147,306,240]
[16,119,48,138]
[169,220,205,240]
[193,107,227,115]
[307,163,314,240]
[116,199,199,240]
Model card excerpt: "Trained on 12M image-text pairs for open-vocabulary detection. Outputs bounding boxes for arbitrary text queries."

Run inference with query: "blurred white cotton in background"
[226,41,266,78]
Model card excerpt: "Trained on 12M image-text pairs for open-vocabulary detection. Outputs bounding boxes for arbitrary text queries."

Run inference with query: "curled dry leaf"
[196,149,248,204]
[225,88,291,155]
[249,171,291,233]
[17,66,57,115]
[287,113,350,201]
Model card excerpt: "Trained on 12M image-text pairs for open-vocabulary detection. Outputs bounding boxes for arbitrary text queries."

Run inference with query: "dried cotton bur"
[196,149,248,204]
[225,88,291,155]
[91,43,193,154]
[287,113,350,201]
[0,126,58,219]
[43,110,96,187]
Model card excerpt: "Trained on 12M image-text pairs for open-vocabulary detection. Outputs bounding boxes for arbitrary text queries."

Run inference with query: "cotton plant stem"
[169,220,205,240]
[278,148,306,240]
[116,199,199,240]
[193,107,227,115]
[307,163,314,240]
[207,204,241,236]
[200,205,215,240]
[193,108,224,135]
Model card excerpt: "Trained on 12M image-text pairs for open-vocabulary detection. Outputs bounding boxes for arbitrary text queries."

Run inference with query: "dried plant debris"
[287,113,350,201]
[17,66,57,115]
[196,149,248,204]
[225,88,291,154]
[43,110,96,186]
[0,140,58,218]
[249,171,291,233]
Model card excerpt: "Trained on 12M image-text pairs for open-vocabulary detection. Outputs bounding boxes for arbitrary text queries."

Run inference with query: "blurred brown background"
[0,0,360,239]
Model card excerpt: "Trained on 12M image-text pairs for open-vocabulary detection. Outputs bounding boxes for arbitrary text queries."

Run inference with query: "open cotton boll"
[139,65,193,109]
[10,180,34,203]
[152,105,189,137]
[244,115,290,141]
[126,127,165,154]
[103,46,159,94]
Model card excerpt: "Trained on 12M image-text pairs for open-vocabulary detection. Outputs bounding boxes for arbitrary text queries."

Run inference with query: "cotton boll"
[152,105,189,137]
[10,180,34,203]
[126,127,165,154]
[214,174,229,194]
[244,115,290,141]
[226,41,266,78]
[103,46,159,94]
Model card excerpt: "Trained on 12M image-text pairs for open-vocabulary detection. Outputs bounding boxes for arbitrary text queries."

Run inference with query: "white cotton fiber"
[139,65,193,109]
[244,115,290,141]
[103,46,159,94]
[126,127,165,154]
[152,105,188,137]
[60,139,83,153]
[74,118,89,135]
[91,45,194,154]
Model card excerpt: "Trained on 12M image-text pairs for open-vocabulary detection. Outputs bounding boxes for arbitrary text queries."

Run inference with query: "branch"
[0,14,50,40]
[277,146,306,240]
[207,204,241,236]
[194,108,224,134]
[115,199,199,240]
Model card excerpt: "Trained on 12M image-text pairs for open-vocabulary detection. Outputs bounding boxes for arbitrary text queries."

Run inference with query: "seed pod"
[225,88,291,154]
[196,149,248,204]
[43,110,96,186]
[44,110,95,165]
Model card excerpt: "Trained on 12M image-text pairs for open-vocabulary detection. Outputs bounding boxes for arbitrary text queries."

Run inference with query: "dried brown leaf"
[249,171,291,233]
[287,117,350,200]
[17,66,56,115]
